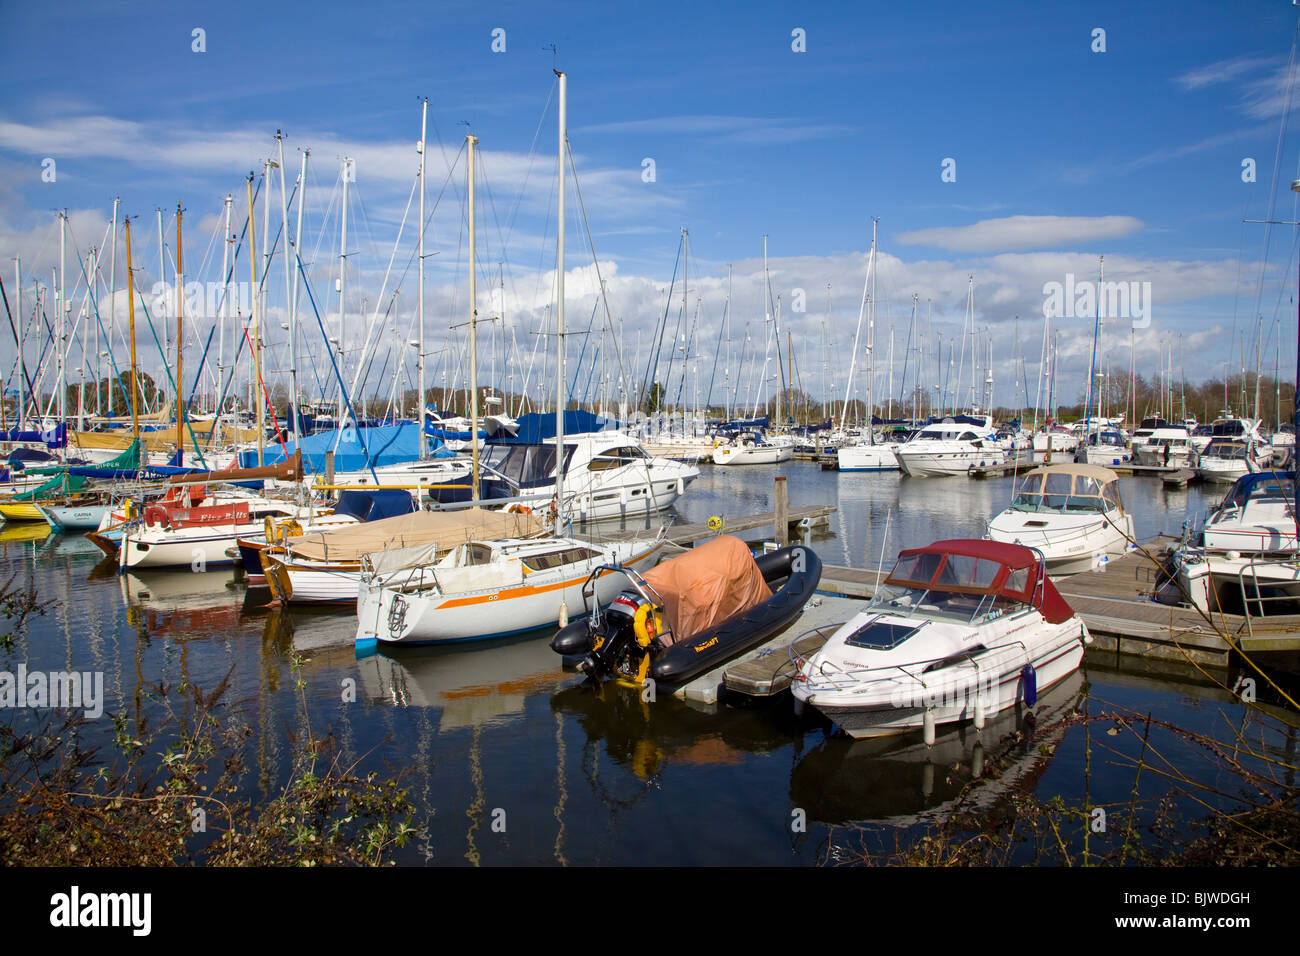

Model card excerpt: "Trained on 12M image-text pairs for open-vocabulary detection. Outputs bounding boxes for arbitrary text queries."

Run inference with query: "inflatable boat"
[551,534,822,687]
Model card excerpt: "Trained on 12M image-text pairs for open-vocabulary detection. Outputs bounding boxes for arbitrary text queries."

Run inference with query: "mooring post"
[325,449,335,487]
[775,474,789,547]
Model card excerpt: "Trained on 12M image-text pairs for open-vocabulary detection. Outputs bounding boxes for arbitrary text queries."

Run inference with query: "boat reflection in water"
[119,568,254,636]
[789,669,1085,826]
[550,678,796,781]
[359,631,568,731]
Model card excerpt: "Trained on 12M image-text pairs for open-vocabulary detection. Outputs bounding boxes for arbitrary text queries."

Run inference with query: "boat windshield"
[1011,471,1120,513]
[1204,440,1248,460]
[867,580,1023,625]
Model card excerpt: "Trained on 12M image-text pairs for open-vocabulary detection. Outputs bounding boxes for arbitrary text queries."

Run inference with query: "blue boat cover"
[238,422,454,472]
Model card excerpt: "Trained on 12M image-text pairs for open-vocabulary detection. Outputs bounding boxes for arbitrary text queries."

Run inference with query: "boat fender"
[1021,663,1038,707]
[922,710,936,747]
[973,698,985,730]
[558,603,569,628]
[633,603,662,648]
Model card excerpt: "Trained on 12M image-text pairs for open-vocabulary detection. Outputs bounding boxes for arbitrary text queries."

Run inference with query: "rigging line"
[0,272,39,411]
[643,235,682,409]
[131,292,211,467]
[566,138,630,412]
[344,170,418,411]
[295,253,379,484]
[503,80,556,249]
[705,296,727,412]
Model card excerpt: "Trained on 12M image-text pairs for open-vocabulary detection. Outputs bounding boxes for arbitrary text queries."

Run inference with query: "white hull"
[356,540,663,645]
[836,443,900,472]
[805,631,1084,739]
[897,448,1005,477]
[988,513,1135,575]
[712,444,793,465]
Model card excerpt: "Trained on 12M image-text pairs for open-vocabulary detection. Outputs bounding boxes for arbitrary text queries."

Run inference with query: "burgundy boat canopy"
[884,538,1076,625]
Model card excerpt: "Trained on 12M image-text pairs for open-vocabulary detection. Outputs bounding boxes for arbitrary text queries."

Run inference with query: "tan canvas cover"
[643,534,772,646]
[289,508,545,565]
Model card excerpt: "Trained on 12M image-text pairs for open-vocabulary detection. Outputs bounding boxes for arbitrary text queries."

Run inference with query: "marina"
[2,1,1299,884]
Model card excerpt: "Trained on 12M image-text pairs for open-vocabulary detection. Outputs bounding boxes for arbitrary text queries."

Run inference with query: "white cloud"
[895,215,1144,253]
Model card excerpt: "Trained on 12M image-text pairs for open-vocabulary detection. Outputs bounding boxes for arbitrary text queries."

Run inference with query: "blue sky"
[2,0,1299,416]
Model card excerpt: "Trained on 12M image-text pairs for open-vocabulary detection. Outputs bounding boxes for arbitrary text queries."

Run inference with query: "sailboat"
[354,76,665,646]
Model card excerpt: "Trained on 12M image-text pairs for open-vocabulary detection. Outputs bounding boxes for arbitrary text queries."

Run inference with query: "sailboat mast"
[247,173,263,466]
[58,211,66,428]
[175,201,185,455]
[124,215,139,439]
[554,69,566,534]
[468,132,481,498]
[13,256,21,427]
[108,197,118,417]
[418,100,429,461]
[338,157,352,424]
[290,150,308,449]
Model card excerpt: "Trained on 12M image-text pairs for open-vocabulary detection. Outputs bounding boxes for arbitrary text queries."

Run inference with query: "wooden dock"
[968,456,1036,478]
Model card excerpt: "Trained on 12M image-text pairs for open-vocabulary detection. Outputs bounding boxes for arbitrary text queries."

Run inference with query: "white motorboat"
[354,532,666,646]
[987,464,1135,574]
[1133,425,1193,468]
[480,431,699,519]
[895,416,1005,477]
[1195,437,1269,484]
[1129,416,1171,457]
[792,538,1089,739]
[1199,470,1297,553]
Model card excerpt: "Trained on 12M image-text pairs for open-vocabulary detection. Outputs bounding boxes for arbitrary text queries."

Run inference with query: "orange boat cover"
[643,534,773,646]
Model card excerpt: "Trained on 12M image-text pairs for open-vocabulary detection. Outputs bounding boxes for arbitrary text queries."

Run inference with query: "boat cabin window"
[482,443,577,486]
[587,446,648,471]
[521,546,600,571]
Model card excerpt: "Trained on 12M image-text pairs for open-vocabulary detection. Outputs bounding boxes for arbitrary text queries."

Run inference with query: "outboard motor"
[578,590,644,679]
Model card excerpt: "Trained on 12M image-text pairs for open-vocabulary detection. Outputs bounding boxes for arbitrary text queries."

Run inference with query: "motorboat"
[550,534,822,686]
[1156,471,1300,614]
[475,425,699,520]
[354,531,667,647]
[987,464,1135,574]
[1199,471,1297,553]
[791,539,1090,739]
[1195,437,1269,485]
[1133,425,1192,468]
[1129,416,1171,457]
[895,416,1006,477]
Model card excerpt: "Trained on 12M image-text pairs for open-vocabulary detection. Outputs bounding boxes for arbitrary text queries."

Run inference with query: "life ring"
[707,515,723,532]
[505,503,533,515]
[143,505,169,529]
[632,603,663,648]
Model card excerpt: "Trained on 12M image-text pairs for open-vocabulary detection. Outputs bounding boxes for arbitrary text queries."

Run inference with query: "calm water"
[2,462,1295,865]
